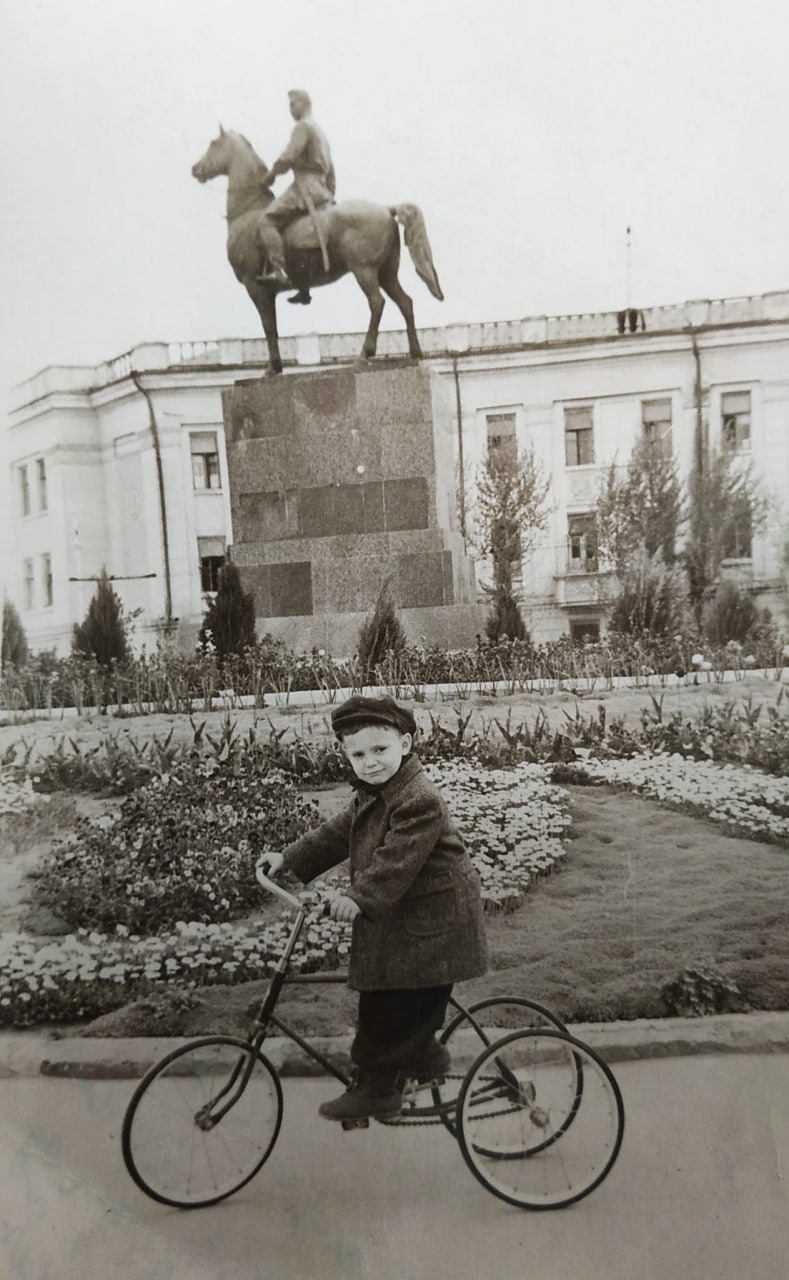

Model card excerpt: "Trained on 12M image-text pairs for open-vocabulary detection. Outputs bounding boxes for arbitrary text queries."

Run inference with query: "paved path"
[1,1053,787,1280]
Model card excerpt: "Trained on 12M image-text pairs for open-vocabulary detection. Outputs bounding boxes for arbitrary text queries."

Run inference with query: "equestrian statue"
[191,90,444,375]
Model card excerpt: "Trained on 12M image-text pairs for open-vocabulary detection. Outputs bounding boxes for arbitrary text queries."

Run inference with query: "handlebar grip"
[255,865,303,910]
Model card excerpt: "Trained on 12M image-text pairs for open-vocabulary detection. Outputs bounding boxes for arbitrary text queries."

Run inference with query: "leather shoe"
[318,1084,402,1122]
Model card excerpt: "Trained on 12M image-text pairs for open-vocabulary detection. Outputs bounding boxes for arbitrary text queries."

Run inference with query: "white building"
[5,292,789,656]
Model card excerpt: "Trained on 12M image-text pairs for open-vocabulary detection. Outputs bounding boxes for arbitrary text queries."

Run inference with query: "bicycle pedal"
[340,1117,369,1131]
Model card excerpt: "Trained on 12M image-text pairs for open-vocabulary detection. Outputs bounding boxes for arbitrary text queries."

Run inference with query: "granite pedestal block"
[223,362,483,652]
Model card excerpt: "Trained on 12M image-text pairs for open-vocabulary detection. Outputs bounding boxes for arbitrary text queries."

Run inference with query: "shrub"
[607,552,689,637]
[2,600,28,668]
[198,562,256,660]
[34,760,319,933]
[484,582,529,642]
[704,582,759,645]
[357,579,407,677]
[72,569,128,669]
[661,966,749,1016]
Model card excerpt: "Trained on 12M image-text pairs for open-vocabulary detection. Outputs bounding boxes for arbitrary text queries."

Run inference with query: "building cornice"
[9,289,789,415]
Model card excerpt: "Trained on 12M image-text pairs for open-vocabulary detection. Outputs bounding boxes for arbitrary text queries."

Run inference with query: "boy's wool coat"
[282,755,488,990]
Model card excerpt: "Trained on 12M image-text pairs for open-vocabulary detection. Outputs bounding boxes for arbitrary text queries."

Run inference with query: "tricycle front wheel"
[122,1035,283,1208]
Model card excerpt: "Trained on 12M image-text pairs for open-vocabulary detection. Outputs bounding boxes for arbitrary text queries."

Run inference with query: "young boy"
[258,693,488,1122]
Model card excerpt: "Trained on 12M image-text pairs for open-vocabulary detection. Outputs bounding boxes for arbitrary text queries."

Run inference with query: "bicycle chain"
[377,1075,526,1128]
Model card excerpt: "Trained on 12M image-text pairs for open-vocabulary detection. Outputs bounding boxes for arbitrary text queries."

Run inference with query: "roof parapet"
[10,289,789,411]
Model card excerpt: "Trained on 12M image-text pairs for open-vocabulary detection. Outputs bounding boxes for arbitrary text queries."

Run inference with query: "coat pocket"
[402,875,458,938]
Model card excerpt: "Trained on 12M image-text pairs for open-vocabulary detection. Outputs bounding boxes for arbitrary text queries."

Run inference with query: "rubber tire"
[122,1035,283,1208]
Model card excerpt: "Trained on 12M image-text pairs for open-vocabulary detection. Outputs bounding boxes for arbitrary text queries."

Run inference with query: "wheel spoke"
[122,1037,283,1208]
[456,1030,624,1209]
[433,997,568,1137]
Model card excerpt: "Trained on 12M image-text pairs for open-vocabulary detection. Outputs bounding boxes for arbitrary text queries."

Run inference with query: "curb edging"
[1,1012,788,1081]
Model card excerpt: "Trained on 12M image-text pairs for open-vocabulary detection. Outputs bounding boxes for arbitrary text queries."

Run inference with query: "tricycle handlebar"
[255,865,304,911]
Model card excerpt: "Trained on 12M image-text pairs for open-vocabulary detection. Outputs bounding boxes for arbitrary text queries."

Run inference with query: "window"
[23,558,34,610]
[198,536,226,593]
[723,502,752,560]
[642,399,672,458]
[721,391,751,453]
[19,465,31,516]
[570,619,601,643]
[190,432,221,490]
[36,458,48,511]
[564,407,594,466]
[41,554,53,607]
[486,412,517,466]
[568,514,598,573]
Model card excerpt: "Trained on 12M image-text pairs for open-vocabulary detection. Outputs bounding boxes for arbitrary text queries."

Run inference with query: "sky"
[2,0,789,403]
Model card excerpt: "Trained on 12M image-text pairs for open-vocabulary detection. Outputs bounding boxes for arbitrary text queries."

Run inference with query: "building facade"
[5,293,789,656]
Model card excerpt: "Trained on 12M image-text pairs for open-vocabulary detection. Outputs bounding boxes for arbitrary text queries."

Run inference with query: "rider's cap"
[331,694,416,739]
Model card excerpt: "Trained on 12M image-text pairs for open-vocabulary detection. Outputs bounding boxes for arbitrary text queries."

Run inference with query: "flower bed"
[0,889,347,1027]
[0,760,569,1027]
[571,752,789,844]
[0,770,47,818]
[426,760,570,910]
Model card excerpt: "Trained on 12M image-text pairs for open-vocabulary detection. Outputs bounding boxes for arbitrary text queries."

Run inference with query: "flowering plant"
[34,761,319,933]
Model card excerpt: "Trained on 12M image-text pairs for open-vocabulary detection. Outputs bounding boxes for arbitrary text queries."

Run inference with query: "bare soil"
[2,675,785,765]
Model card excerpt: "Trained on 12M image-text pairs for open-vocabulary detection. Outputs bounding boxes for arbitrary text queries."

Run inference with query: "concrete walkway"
[1,1053,788,1280]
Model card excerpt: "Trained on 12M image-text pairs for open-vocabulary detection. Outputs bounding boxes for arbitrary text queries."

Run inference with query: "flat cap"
[331,694,417,738]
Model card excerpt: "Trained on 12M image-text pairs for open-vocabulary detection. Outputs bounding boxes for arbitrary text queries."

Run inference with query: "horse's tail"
[390,204,444,301]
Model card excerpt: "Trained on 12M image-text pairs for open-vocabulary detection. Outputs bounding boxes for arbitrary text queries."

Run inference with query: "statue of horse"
[191,127,444,374]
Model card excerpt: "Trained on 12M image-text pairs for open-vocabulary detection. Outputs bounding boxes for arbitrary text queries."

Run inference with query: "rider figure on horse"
[258,89,336,304]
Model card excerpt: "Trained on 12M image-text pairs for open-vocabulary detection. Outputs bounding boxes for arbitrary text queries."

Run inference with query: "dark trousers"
[351,985,453,1084]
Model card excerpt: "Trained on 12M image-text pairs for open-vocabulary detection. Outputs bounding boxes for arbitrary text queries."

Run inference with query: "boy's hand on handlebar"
[327,894,361,923]
[256,852,284,877]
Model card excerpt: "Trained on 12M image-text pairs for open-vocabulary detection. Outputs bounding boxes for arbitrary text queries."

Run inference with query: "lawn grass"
[75,780,789,1038]
[463,784,789,1024]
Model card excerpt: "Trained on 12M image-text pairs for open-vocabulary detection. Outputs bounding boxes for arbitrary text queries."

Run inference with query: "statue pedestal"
[222,362,483,654]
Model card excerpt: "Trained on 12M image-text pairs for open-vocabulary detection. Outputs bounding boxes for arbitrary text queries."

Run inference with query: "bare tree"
[684,451,769,625]
[596,436,685,574]
[468,445,551,639]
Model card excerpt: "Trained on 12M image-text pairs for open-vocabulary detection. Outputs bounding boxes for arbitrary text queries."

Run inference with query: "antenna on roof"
[626,226,632,309]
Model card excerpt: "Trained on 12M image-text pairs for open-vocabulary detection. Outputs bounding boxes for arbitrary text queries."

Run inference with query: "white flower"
[691,653,704,666]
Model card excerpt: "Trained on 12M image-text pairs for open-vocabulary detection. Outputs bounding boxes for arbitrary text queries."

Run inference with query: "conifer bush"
[72,569,128,668]
[704,581,760,645]
[357,579,407,676]
[484,582,529,642]
[199,562,256,660]
[1,600,29,668]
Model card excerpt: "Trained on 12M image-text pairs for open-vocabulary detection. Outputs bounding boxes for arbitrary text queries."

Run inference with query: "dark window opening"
[564,407,594,467]
[568,514,598,573]
[190,432,222,490]
[570,619,601,643]
[486,412,518,466]
[721,391,751,453]
[642,399,673,458]
[200,555,225,593]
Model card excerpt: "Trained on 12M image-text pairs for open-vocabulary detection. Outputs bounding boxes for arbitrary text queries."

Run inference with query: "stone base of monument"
[222,361,485,655]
